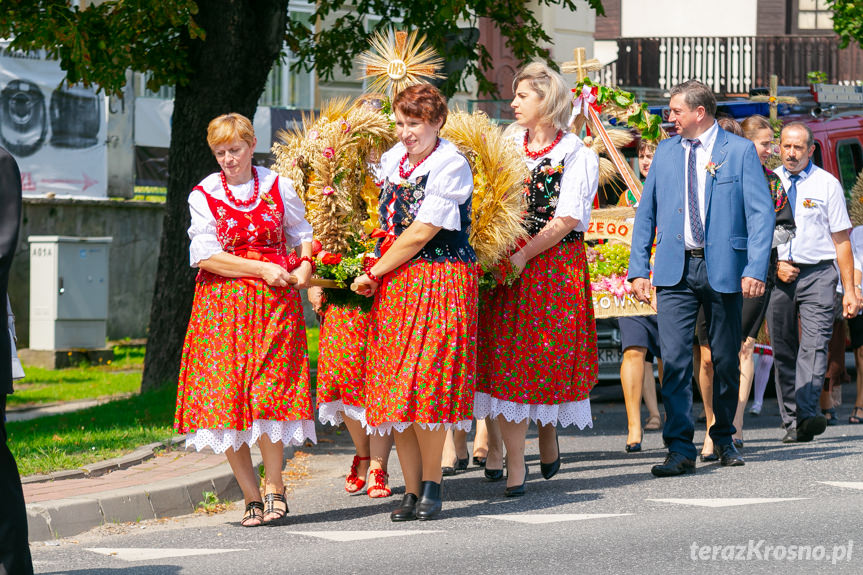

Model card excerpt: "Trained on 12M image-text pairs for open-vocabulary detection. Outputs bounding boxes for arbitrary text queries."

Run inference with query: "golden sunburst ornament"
[358,29,444,98]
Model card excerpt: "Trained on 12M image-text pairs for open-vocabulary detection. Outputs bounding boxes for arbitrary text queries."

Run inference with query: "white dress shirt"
[774,162,851,264]
[682,121,719,250]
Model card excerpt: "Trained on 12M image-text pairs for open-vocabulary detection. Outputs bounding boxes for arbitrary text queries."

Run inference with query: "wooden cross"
[751,75,798,122]
[562,47,602,81]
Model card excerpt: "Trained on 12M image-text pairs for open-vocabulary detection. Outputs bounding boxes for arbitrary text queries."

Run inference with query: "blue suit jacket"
[628,128,774,293]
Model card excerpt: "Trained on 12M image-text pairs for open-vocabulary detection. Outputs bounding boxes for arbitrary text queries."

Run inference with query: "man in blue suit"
[629,80,774,477]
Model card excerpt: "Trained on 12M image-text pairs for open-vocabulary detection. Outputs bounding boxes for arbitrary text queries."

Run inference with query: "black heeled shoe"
[455,457,469,472]
[540,433,561,480]
[625,442,642,453]
[441,465,456,476]
[415,481,442,520]
[473,456,487,467]
[390,493,418,522]
[484,466,504,482]
[504,465,528,497]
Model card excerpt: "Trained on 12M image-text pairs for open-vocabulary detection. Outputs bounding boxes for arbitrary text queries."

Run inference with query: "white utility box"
[29,236,112,350]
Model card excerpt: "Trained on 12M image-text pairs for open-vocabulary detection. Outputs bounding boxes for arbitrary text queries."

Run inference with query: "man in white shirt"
[768,122,860,443]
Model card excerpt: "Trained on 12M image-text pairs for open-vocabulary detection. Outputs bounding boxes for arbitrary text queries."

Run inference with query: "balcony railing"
[616,35,863,94]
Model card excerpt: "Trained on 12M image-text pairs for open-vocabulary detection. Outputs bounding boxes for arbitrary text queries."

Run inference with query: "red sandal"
[367,469,392,498]
[345,455,370,494]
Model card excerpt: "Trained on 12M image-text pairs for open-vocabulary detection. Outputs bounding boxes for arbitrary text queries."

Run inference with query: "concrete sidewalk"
[23,439,294,542]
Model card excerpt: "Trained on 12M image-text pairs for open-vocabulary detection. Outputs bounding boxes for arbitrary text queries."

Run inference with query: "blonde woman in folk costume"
[353,83,478,521]
[475,62,599,496]
[175,113,316,527]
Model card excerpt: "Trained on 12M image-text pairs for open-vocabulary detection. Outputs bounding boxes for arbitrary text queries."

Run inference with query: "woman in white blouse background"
[175,113,316,527]
[475,62,600,496]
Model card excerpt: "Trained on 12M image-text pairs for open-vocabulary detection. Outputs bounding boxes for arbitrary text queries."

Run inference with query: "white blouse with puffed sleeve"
[379,139,473,231]
[513,128,599,232]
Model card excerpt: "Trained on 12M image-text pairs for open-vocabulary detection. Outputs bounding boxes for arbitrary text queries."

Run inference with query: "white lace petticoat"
[473,392,593,429]
[184,419,317,454]
[365,419,473,436]
[317,400,368,428]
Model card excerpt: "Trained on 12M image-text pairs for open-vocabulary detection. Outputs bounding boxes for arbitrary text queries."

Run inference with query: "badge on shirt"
[802,198,817,209]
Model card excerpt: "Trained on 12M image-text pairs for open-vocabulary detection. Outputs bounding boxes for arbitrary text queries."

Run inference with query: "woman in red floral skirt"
[175,113,316,527]
[475,62,599,496]
[353,83,477,522]
[311,288,394,498]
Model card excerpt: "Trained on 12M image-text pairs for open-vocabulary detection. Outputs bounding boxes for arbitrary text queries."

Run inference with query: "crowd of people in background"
[166,72,863,523]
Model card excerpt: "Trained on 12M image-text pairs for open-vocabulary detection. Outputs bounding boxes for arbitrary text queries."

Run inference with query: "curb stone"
[22,436,187,485]
[26,444,294,542]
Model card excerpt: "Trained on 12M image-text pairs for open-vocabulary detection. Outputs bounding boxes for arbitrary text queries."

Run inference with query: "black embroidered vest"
[374,174,476,263]
[523,158,584,243]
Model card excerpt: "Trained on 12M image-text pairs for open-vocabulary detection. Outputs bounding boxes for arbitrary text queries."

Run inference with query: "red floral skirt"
[316,304,370,426]
[175,276,313,435]
[364,259,478,433]
[477,242,598,406]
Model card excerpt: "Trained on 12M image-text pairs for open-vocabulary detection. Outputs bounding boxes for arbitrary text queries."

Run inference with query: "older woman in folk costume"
[175,113,316,527]
[476,62,599,496]
[353,83,477,521]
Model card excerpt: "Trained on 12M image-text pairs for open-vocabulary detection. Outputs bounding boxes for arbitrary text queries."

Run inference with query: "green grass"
[8,329,320,475]
[306,326,319,373]
[8,383,177,476]
[8,347,145,408]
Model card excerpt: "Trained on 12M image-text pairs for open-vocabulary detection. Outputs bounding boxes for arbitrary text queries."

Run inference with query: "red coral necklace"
[399,138,441,180]
[220,167,259,207]
[523,129,563,159]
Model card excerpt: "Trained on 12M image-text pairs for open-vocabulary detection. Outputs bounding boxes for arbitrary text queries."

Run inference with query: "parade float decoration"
[273,28,526,305]
[750,74,799,135]
[359,29,528,293]
[440,110,529,291]
[271,95,396,310]
[563,47,666,318]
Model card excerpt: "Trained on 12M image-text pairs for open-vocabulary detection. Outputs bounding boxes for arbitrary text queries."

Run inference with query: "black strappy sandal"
[262,489,289,526]
[241,501,264,527]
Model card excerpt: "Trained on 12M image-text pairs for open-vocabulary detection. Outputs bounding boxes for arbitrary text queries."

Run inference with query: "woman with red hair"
[353,83,477,522]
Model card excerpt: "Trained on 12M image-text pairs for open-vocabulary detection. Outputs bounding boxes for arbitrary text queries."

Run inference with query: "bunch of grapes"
[587,242,630,279]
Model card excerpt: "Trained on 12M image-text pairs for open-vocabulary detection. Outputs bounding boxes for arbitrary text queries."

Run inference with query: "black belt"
[685,248,705,258]
[794,259,833,268]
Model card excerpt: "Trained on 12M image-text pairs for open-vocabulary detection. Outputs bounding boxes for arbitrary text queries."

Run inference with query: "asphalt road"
[30,385,863,575]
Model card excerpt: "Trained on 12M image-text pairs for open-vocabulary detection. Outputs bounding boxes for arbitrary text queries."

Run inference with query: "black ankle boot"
[390,493,418,522]
[415,481,442,520]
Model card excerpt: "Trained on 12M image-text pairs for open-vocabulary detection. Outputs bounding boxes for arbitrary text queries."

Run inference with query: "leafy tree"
[0,0,604,390]
[830,0,863,50]
[290,0,606,96]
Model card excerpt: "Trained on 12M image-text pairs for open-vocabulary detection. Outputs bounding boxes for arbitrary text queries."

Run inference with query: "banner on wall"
[586,207,656,318]
[0,42,108,198]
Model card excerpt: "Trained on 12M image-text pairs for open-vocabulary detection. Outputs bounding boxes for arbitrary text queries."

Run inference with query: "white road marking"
[86,548,245,562]
[648,498,806,508]
[286,530,440,542]
[819,481,863,490]
[480,513,631,524]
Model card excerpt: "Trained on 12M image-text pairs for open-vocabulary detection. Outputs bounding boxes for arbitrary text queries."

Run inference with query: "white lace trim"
[185,419,317,454]
[318,400,368,428]
[365,419,473,436]
[473,392,593,429]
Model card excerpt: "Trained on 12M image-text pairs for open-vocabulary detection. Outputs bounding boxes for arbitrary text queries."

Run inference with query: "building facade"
[595,0,863,94]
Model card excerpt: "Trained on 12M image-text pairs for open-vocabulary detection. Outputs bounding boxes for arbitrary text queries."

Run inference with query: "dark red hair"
[393,84,448,127]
